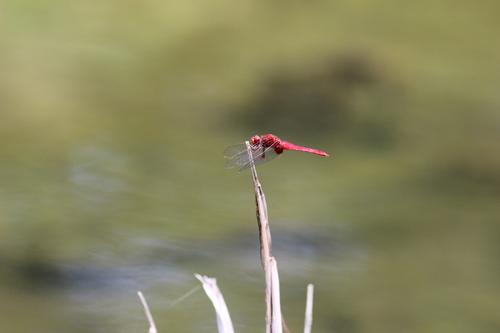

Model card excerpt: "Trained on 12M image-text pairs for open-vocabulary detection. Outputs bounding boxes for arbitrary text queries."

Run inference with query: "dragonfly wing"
[238,150,281,172]
[225,149,252,169]
[223,143,247,158]
[224,139,282,172]
[226,142,266,169]
[225,142,253,169]
[237,142,281,172]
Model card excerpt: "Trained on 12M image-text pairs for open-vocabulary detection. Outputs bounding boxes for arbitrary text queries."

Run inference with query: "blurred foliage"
[229,51,404,147]
[1,0,500,332]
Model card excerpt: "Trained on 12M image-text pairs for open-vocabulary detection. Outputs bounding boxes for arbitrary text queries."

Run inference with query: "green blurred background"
[1,0,499,332]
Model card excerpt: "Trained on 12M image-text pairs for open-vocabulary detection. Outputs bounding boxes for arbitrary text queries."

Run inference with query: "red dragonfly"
[224,134,329,172]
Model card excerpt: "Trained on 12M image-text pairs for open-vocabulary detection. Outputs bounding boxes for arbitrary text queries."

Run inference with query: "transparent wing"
[236,147,281,173]
[224,140,282,172]
[223,143,247,158]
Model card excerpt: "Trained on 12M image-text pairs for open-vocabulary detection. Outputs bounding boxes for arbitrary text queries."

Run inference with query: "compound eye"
[250,135,260,145]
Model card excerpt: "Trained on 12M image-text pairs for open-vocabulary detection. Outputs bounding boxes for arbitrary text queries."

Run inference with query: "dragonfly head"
[250,135,261,145]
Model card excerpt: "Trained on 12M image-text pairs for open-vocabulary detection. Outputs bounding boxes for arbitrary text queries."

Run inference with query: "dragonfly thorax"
[252,135,284,154]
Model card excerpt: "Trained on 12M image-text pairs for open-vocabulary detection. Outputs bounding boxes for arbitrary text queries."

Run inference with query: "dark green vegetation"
[1,1,499,332]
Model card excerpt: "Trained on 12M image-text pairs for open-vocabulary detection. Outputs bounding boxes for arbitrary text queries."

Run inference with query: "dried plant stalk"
[246,141,283,333]
[195,274,235,333]
[137,291,158,333]
[304,284,314,333]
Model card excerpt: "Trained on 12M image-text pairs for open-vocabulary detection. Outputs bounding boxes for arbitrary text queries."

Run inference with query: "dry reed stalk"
[246,141,283,333]
[304,284,314,333]
[137,291,158,333]
[195,274,235,333]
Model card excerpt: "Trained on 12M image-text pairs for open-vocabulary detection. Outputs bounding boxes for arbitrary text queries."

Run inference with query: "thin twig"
[167,284,201,309]
[269,258,283,332]
[304,284,314,333]
[248,142,272,268]
[246,141,283,333]
[137,291,158,333]
[195,274,235,333]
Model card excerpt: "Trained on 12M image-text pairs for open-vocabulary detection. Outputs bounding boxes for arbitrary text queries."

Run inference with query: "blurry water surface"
[1,1,499,332]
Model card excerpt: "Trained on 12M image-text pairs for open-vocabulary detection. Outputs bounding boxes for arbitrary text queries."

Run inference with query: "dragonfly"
[224,134,329,172]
